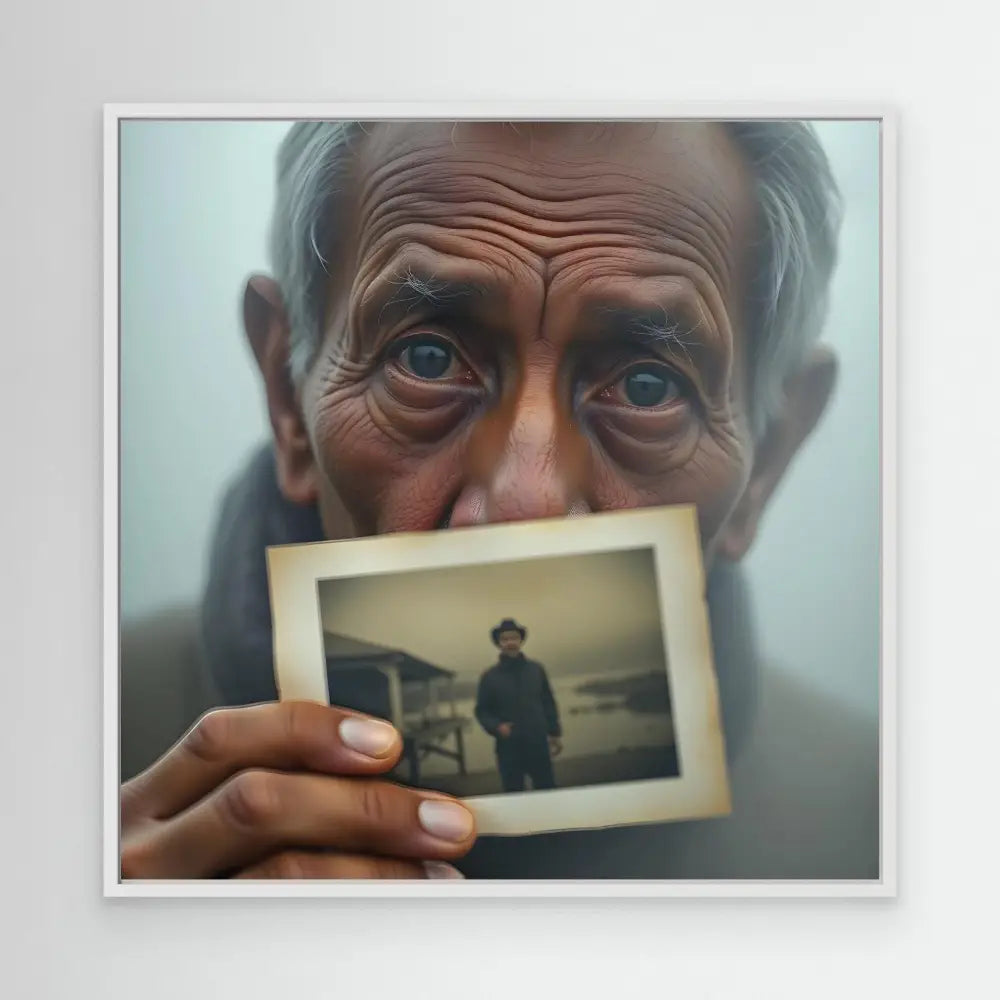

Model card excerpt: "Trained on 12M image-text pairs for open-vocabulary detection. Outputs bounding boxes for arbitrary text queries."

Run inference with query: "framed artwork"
[106,105,894,897]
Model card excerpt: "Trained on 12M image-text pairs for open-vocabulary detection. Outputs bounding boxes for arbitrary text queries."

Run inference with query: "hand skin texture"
[121,702,472,879]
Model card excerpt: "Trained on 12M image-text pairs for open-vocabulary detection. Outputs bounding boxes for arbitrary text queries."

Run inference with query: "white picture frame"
[104,104,895,898]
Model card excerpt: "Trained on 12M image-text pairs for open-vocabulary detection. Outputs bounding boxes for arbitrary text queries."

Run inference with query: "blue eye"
[397,338,455,379]
[622,366,679,407]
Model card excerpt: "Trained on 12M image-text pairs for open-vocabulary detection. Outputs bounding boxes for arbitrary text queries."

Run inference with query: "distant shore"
[400,743,679,798]
[444,669,669,706]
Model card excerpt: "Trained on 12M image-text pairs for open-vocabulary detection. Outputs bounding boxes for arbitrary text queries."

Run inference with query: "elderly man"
[120,120,878,881]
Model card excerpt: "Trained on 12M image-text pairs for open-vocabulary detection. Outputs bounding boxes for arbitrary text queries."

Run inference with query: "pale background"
[119,117,880,720]
[3,0,996,997]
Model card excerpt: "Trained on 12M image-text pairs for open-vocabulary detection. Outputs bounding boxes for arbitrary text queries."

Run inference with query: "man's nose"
[451,379,588,526]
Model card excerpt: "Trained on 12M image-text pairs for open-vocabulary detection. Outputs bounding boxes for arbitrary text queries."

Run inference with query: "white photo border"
[104,102,895,898]
[268,506,730,837]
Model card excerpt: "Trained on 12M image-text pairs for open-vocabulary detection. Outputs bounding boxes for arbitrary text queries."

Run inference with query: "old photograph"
[315,548,678,800]
[267,506,731,836]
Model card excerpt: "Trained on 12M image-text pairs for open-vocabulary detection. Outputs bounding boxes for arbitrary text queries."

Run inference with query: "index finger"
[123,701,403,821]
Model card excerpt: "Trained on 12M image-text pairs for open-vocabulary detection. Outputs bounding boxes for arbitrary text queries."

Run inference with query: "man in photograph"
[475,619,563,793]
[119,119,879,882]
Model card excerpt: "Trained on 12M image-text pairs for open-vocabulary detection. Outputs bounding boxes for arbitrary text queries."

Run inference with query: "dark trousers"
[496,737,556,792]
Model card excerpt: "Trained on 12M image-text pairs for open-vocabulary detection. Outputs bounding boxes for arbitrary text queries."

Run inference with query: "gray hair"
[269,120,842,438]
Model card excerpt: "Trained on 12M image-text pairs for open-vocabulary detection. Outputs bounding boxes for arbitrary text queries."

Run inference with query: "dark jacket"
[475,654,561,742]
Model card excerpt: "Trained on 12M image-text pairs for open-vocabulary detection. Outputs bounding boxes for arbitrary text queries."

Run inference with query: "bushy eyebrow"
[366,266,493,330]
[590,304,707,369]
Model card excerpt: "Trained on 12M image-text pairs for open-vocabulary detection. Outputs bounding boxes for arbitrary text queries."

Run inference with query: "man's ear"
[718,344,838,561]
[243,274,319,506]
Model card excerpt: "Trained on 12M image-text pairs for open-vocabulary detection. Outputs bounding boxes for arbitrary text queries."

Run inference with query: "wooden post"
[407,737,420,786]
[455,725,466,775]
[382,663,404,732]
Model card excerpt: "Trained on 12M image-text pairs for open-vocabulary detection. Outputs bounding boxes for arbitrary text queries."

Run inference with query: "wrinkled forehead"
[353,121,753,225]
[353,119,752,204]
[343,120,758,320]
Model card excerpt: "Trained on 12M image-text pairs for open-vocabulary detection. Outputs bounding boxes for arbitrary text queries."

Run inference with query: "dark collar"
[497,652,527,667]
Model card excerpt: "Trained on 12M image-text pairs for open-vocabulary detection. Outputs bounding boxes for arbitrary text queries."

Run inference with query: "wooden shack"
[323,631,469,785]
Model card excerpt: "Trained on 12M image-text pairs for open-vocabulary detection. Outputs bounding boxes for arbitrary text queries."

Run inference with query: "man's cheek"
[368,456,468,533]
[311,393,469,535]
[587,429,750,553]
[686,445,753,558]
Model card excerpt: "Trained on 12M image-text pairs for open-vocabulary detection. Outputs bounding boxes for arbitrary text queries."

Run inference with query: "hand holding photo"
[266,505,731,836]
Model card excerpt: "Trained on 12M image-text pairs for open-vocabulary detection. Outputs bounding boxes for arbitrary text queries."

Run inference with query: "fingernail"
[418,799,475,843]
[423,861,465,880]
[339,717,398,759]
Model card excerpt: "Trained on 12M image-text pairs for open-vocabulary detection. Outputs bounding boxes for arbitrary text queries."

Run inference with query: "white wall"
[120,120,880,718]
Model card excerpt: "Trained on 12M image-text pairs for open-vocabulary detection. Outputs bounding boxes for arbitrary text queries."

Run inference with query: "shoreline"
[397,743,679,798]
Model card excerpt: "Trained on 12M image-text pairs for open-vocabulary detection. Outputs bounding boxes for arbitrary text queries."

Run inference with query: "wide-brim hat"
[491,618,527,646]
